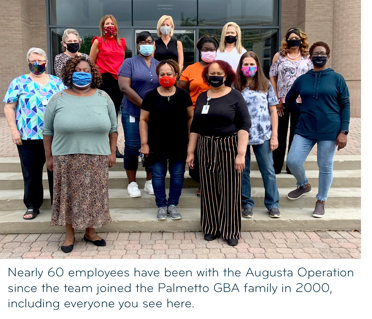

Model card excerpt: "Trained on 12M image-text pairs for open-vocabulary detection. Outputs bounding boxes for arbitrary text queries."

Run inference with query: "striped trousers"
[197,134,242,240]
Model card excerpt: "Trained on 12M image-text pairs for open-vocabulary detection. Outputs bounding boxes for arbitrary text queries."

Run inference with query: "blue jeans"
[122,109,150,172]
[242,140,279,210]
[151,157,185,207]
[286,134,337,201]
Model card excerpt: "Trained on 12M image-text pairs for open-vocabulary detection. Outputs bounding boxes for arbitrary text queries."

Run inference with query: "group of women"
[3,12,350,251]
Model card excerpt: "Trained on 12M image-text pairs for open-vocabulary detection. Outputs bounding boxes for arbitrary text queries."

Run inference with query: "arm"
[269,105,278,151]
[43,135,53,171]
[109,132,118,167]
[186,106,193,137]
[285,79,301,114]
[336,77,351,151]
[177,40,184,72]
[139,109,150,156]
[118,76,143,108]
[4,102,22,145]
[89,39,99,63]
[270,52,284,117]
[235,130,249,172]
[186,133,198,168]
[177,80,190,92]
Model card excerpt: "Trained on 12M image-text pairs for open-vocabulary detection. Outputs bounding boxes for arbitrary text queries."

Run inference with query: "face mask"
[311,56,328,67]
[160,26,172,36]
[201,51,217,63]
[28,62,46,75]
[65,42,80,53]
[208,75,225,88]
[103,26,116,37]
[287,39,302,47]
[241,66,257,78]
[139,45,154,56]
[159,76,176,88]
[225,35,237,44]
[72,72,92,88]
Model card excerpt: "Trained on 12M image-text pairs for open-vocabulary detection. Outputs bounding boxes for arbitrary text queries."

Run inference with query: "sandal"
[23,209,39,220]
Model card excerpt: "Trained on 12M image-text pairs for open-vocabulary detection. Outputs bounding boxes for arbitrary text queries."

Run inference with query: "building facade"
[0,0,361,116]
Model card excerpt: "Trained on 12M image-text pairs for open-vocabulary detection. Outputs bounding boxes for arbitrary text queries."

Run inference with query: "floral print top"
[269,54,313,103]
[240,82,278,145]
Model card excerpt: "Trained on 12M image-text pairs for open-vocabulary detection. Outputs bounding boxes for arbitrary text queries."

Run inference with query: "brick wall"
[281,0,298,39]
[0,0,47,114]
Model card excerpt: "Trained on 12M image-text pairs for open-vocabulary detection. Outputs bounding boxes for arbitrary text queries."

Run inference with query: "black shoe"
[242,207,253,218]
[23,209,40,220]
[61,238,75,253]
[269,208,281,218]
[116,146,124,158]
[204,233,219,241]
[84,234,106,246]
[226,239,238,246]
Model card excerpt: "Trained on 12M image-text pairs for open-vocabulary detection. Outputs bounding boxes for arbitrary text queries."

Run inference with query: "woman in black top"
[154,15,184,71]
[187,60,251,246]
[140,59,193,221]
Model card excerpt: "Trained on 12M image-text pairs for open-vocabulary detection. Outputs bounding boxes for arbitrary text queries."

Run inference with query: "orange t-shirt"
[180,62,210,109]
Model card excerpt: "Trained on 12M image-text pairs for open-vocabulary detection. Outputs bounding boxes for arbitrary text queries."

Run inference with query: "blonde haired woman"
[54,29,89,78]
[217,22,246,72]
[90,14,126,158]
[154,15,184,71]
[269,27,312,174]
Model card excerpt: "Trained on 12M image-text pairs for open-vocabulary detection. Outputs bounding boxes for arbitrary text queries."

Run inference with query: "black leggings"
[99,73,123,115]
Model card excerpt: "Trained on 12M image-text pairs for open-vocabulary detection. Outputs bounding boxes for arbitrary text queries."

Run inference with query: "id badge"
[129,115,135,123]
[201,105,210,114]
[42,99,48,106]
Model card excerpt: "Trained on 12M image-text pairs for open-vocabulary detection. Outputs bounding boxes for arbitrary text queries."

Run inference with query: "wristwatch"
[340,130,349,135]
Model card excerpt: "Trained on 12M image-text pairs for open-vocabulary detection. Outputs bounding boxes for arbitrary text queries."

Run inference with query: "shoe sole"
[157,217,167,221]
[129,193,141,198]
[242,215,253,219]
[144,189,154,195]
[269,215,281,218]
[312,214,324,218]
[171,216,182,220]
[287,189,312,200]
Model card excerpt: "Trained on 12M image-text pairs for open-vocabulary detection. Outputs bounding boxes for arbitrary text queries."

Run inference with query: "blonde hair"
[219,22,244,54]
[99,14,121,46]
[61,29,82,52]
[157,15,174,37]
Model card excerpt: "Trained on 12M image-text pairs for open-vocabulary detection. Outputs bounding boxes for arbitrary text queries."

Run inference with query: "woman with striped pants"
[186,60,251,246]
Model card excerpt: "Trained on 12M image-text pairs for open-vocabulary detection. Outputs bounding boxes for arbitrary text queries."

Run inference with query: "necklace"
[287,52,301,60]
[161,87,175,101]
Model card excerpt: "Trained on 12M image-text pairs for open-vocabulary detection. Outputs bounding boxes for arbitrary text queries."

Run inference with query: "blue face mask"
[72,72,92,88]
[139,45,154,56]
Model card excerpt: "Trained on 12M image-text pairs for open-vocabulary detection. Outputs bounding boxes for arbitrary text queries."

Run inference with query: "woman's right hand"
[140,144,150,156]
[46,156,53,172]
[11,130,22,145]
[276,100,285,117]
[186,153,194,168]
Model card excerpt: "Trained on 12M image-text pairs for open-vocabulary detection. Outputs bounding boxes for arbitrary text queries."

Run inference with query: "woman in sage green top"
[43,55,118,254]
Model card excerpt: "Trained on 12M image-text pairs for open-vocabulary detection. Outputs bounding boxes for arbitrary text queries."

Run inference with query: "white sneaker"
[144,180,154,195]
[127,181,141,198]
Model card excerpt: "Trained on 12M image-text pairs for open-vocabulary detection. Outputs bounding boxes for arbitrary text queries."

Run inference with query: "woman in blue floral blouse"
[234,51,280,219]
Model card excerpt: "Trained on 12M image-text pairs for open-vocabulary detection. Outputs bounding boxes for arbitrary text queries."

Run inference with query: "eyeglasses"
[312,53,327,57]
[138,40,154,45]
[29,60,46,64]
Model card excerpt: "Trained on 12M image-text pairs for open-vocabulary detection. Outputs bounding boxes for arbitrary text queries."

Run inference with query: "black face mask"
[311,56,327,67]
[65,42,80,53]
[208,76,225,87]
[287,39,302,47]
[225,35,237,44]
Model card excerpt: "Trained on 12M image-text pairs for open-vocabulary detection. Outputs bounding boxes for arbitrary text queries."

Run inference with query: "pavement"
[0,115,361,259]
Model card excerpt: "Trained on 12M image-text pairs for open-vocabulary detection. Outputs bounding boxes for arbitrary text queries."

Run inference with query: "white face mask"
[160,25,171,35]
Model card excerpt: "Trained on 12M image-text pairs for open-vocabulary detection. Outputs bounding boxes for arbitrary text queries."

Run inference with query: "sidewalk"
[0,231,361,259]
[0,116,361,157]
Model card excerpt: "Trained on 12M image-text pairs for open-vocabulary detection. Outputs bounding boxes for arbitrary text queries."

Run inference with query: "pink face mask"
[201,51,217,63]
[241,66,258,78]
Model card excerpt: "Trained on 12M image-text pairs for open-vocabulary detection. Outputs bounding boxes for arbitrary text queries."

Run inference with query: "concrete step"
[0,187,360,211]
[0,155,361,172]
[0,207,360,234]
[0,169,361,190]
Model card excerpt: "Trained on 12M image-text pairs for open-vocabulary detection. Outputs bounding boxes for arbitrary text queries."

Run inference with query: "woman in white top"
[217,22,247,72]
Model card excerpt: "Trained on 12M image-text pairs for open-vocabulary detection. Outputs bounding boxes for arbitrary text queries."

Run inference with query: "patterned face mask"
[103,26,116,37]
[241,66,257,78]
[28,62,46,75]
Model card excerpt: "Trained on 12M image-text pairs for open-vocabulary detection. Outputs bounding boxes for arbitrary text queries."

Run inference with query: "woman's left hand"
[235,154,245,173]
[336,133,347,151]
[109,153,116,167]
[270,136,279,152]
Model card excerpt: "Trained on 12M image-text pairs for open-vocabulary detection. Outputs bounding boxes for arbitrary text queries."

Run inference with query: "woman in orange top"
[178,35,219,194]
[90,14,126,158]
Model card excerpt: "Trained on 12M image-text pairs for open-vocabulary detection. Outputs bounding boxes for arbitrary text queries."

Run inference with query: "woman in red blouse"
[90,14,126,158]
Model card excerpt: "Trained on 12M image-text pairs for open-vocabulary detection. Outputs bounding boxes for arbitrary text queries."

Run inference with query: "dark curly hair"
[202,60,236,87]
[196,35,219,51]
[309,41,331,56]
[61,55,102,88]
